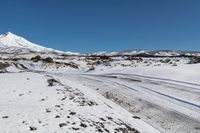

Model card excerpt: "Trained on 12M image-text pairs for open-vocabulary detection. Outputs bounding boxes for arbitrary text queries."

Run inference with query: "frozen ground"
[0,53,200,133]
[0,72,159,133]
[65,73,200,133]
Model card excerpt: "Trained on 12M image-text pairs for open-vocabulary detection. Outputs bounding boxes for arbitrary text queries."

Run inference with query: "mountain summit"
[0,32,61,53]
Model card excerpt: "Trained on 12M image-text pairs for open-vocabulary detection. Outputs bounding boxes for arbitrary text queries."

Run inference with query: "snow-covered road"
[60,73,200,133]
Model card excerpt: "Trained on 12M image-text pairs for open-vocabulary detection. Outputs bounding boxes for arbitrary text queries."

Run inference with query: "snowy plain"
[0,32,200,133]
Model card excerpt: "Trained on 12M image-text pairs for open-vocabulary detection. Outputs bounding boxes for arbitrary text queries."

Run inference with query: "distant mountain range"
[0,32,199,56]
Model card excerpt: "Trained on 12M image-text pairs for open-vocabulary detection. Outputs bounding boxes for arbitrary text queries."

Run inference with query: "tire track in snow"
[64,74,200,133]
[77,74,200,110]
[104,73,200,90]
[78,75,139,92]
[139,86,200,109]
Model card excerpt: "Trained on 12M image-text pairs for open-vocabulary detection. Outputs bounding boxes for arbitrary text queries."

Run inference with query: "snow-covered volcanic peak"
[0,32,61,53]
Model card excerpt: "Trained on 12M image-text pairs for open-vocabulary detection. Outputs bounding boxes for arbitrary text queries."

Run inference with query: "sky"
[0,0,200,52]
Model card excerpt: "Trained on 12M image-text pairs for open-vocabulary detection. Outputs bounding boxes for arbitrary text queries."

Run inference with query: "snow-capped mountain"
[0,32,61,53]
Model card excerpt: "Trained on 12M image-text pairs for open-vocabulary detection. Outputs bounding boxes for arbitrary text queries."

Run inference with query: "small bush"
[31,55,41,62]
[100,56,111,60]
[12,58,20,61]
[189,56,200,64]
[35,55,41,60]
[93,60,102,65]
[47,78,58,86]
[160,59,171,63]
[0,62,10,70]
[126,57,143,62]
[10,58,26,61]
[88,66,95,71]
[43,57,54,63]
[64,62,79,69]
[194,56,200,63]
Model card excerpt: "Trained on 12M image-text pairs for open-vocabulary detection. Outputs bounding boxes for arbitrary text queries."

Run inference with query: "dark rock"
[72,127,80,130]
[69,112,76,115]
[2,116,9,119]
[132,116,141,119]
[59,123,67,128]
[55,115,60,118]
[29,126,37,131]
[80,122,87,128]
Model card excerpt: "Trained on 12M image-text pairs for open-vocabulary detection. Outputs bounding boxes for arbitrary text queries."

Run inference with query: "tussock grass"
[0,62,10,70]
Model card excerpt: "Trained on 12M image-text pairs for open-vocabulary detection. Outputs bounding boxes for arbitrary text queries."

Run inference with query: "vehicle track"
[64,74,200,133]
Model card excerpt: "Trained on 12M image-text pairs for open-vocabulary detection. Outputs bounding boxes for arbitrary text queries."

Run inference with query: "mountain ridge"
[0,32,199,56]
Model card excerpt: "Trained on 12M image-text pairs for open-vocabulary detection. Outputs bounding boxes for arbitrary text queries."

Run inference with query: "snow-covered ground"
[67,73,200,133]
[0,53,200,133]
[0,72,160,133]
[0,32,200,132]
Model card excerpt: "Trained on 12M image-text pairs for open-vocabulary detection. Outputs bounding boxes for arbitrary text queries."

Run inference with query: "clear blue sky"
[0,0,200,52]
